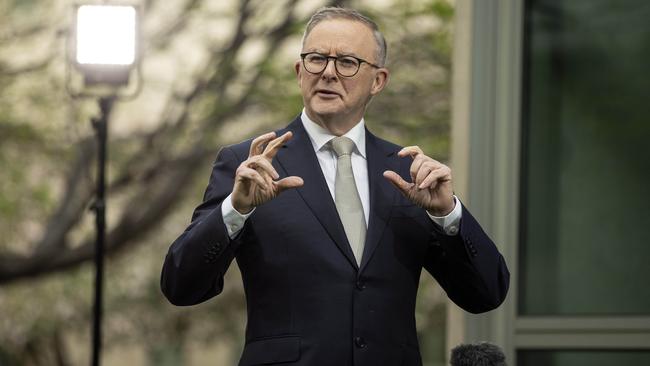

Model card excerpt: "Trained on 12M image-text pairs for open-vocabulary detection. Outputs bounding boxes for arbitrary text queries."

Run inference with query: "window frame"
[450,0,650,364]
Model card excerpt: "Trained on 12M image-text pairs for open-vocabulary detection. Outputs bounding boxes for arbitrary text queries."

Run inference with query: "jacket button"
[354,336,366,348]
[356,280,366,291]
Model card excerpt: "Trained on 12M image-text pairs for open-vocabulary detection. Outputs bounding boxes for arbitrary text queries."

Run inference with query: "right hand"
[231,131,304,213]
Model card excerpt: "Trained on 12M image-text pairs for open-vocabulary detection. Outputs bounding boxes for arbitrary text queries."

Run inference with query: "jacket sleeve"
[161,146,244,306]
[423,204,510,314]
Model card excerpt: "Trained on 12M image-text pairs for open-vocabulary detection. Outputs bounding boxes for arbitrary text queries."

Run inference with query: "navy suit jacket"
[161,116,509,366]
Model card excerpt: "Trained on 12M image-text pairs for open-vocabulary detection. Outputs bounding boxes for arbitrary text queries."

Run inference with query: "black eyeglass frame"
[300,52,381,77]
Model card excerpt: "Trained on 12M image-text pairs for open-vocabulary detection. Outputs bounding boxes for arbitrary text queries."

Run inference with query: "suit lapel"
[359,130,398,273]
[276,117,359,270]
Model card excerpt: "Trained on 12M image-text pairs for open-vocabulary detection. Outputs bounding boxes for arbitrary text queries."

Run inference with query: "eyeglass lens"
[304,53,360,76]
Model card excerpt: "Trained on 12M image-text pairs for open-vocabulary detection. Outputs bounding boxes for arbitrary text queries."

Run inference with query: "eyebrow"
[304,48,362,58]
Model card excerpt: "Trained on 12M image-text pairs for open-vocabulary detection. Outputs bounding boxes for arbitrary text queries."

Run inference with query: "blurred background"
[1,0,649,365]
[0,0,452,365]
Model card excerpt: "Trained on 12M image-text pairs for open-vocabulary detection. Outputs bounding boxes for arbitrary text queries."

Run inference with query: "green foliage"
[10,0,41,10]
[360,0,453,162]
[429,0,454,22]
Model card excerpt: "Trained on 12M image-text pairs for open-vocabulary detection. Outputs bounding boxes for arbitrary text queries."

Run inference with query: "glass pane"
[520,0,650,315]
[518,350,650,366]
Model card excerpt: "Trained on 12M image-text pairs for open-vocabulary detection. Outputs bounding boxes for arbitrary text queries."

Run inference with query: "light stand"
[90,95,113,366]
[66,4,141,366]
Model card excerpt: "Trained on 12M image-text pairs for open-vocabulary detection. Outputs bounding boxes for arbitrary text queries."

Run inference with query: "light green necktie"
[330,136,366,266]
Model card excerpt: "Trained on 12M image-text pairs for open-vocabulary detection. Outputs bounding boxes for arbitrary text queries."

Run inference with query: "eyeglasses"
[300,52,380,77]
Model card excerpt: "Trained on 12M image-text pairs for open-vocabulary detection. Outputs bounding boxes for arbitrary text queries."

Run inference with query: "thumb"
[274,176,304,193]
[383,170,413,194]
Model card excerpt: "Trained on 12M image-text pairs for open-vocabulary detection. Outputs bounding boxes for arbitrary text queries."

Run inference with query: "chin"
[309,101,345,118]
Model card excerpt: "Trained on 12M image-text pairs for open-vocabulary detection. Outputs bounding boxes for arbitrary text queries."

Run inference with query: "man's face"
[295,18,389,126]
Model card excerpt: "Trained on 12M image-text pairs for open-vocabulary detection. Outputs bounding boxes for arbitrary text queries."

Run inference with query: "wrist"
[427,197,455,217]
[232,200,253,215]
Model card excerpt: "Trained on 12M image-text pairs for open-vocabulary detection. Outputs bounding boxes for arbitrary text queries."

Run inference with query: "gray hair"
[301,7,387,67]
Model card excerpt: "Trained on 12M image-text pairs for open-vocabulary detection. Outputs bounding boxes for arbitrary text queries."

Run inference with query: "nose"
[321,58,338,81]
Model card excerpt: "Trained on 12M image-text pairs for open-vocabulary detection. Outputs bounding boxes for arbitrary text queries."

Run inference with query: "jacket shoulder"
[366,128,403,156]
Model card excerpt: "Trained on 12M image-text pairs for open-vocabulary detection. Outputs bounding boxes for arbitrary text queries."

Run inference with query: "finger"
[383,170,414,194]
[274,176,304,193]
[263,166,274,191]
[249,132,277,157]
[237,166,269,190]
[398,145,424,158]
[419,166,451,190]
[263,131,293,160]
[414,162,433,187]
[414,160,444,185]
[247,156,280,180]
[410,154,427,183]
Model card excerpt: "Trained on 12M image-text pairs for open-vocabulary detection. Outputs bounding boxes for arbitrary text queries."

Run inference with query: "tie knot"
[330,136,355,158]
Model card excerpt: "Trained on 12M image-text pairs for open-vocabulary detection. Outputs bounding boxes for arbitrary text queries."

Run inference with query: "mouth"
[315,89,341,98]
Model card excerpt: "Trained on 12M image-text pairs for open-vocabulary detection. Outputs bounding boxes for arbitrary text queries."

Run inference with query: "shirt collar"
[300,109,367,158]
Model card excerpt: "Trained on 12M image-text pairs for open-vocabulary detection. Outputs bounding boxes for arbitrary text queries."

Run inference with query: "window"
[520,0,650,316]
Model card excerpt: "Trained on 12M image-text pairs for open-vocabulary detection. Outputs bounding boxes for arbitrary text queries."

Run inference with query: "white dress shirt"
[221,110,462,238]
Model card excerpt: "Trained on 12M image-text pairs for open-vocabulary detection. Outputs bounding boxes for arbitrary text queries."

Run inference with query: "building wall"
[450,0,650,364]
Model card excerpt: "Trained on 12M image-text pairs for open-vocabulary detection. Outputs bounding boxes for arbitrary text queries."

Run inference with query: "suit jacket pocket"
[239,335,300,365]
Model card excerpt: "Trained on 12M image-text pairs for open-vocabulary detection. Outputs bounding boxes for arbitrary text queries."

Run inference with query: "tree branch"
[0,0,339,285]
[0,145,214,284]
[34,137,95,253]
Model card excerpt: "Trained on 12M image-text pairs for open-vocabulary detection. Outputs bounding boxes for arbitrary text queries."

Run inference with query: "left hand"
[383,146,455,216]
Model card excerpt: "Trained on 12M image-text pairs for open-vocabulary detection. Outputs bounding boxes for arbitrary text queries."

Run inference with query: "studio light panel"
[76,5,137,66]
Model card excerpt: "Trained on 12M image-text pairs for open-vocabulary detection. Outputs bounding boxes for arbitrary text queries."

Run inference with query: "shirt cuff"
[426,195,462,236]
[221,193,255,238]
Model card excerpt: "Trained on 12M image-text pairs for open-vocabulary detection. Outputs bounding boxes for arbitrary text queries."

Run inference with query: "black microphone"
[450,342,507,366]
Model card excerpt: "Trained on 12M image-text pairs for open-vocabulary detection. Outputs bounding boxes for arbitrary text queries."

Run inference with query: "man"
[450,343,507,366]
[161,7,509,366]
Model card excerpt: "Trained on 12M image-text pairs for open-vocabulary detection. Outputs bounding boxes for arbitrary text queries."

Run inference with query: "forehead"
[303,18,376,56]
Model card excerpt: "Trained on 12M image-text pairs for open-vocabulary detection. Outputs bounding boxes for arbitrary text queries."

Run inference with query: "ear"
[294,60,302,86]
[370,67,390,96]
[294,60,301,75]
